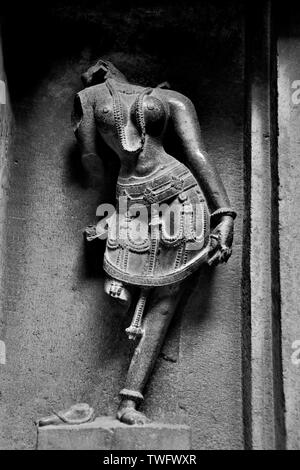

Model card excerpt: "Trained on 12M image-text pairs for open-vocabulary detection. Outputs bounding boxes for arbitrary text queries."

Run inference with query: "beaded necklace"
[106,79,153,154]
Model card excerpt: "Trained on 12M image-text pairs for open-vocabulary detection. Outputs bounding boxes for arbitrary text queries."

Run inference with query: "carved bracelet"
[211,207,237,220]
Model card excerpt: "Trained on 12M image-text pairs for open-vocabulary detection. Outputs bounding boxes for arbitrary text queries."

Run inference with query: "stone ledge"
[37,416,191,450]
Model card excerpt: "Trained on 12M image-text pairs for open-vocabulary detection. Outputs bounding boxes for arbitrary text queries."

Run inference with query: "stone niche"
[0,0,245,449]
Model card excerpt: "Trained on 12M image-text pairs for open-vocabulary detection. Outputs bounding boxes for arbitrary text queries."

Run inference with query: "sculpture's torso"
[76,79,211,286]
[80,79,177,178]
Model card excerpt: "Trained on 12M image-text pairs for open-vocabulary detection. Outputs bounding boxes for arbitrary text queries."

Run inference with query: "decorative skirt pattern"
[103,161,211,286]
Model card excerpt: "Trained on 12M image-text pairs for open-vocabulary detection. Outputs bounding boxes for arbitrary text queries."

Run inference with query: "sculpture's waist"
[116,162,199,205]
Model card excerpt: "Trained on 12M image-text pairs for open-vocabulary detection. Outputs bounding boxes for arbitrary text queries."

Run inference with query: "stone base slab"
[37,416,191,450]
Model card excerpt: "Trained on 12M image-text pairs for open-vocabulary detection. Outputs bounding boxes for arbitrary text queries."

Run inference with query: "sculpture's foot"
[117,404,150,425]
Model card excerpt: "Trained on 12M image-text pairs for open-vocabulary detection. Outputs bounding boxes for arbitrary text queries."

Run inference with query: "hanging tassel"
[125,289,150,340]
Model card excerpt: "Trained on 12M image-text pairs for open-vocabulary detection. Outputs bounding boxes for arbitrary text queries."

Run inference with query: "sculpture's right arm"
[72,90,104,180]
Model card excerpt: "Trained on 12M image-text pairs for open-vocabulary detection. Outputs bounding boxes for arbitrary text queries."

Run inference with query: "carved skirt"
[103,161,211,287]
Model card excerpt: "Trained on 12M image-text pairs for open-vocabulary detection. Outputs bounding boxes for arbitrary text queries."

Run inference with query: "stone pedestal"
[37,417,191,450]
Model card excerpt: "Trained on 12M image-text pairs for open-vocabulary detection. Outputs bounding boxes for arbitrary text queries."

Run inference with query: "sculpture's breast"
[93,86,169,149]
[136,95,168,137]
[94,102,115,134]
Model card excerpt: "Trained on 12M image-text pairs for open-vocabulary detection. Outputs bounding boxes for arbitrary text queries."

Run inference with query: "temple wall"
[0,24,13,440]
[277,3,300,450]
[0,27,13,288]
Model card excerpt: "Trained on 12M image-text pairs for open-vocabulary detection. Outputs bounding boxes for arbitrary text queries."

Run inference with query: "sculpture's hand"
[208,215,234,266]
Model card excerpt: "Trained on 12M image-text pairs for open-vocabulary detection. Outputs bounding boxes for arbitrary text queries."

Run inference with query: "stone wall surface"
[0,0,245,449]
[0,27,13,297]
[278,3,300,450]
[0,24,13,442]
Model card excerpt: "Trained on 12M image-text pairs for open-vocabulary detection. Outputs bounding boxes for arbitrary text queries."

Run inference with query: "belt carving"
[103,162,211,286]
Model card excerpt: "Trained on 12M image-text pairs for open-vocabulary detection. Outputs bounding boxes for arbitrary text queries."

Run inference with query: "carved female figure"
[72,59,236,425]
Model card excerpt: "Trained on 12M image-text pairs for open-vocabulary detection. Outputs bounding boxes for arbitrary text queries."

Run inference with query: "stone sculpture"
[38,59,236,427]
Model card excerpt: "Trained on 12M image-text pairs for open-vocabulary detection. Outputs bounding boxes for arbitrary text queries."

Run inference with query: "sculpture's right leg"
[117,282,183,425]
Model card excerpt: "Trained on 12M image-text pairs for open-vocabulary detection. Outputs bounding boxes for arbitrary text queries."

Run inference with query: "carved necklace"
[106,79,153,154]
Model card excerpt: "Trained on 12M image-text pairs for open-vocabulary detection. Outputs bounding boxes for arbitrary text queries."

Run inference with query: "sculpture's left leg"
[117,282,184,425]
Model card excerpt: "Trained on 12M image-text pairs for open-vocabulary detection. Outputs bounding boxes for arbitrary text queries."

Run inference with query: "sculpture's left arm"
[72,88,105,187]
[167,91,236,264]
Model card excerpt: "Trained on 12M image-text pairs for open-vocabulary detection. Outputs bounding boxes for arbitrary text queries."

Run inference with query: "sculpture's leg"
[117,282,183,425]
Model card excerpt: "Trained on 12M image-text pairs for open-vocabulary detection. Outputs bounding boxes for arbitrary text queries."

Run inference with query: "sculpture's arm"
[167,92,231,213]
[72,90,104,183]
[167,91,236,264]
